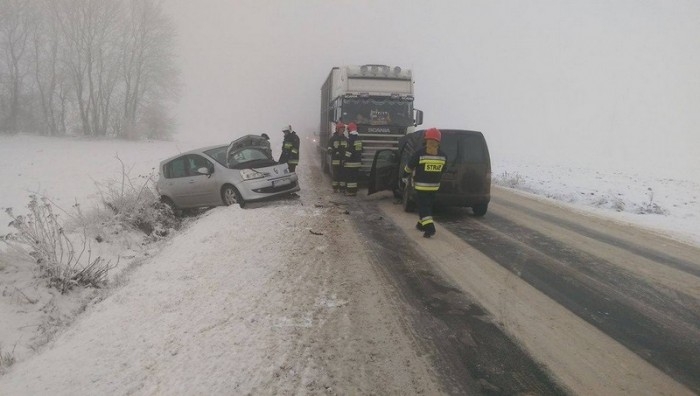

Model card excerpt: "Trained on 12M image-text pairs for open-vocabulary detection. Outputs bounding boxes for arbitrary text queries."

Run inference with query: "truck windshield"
[341,98,413,127]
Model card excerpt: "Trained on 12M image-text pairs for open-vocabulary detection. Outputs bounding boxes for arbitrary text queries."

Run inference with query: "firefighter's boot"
[423,223,436,238]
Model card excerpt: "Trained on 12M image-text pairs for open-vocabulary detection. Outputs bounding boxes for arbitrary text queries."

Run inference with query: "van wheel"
[222,185,245,208]
[402,187,416,212]
[472,203,488,217]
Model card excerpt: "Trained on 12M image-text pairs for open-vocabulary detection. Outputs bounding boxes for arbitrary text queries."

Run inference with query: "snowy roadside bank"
[0,144,444,394]
[491,157,700,247]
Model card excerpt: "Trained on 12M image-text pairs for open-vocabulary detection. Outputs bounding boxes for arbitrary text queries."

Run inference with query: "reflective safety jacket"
[279,131,300,165]
[328,133,348,166]
[344,132,363,168]
[404,147,447,192]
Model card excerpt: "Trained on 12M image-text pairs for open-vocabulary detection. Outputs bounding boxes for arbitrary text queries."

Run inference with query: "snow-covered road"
[0,153,444,395]
[2,136,699,395]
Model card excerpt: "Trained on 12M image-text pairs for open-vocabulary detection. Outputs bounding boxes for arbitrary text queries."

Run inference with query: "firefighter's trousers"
[331,163,344,191]
[416,190,437,235]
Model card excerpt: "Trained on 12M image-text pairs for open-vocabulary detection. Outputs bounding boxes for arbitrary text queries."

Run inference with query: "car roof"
[414,129,483,135]
[399,129,486,153]
[159,144,227,165]
[403,129,483,143]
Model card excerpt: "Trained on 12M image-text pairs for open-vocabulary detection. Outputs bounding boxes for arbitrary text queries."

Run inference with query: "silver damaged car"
[156,136,299,209]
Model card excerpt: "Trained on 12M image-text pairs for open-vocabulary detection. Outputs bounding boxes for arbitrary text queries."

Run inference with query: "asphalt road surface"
[356,184,699,395]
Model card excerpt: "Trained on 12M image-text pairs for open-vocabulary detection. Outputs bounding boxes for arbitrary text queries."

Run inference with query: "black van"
[368,129,491,216]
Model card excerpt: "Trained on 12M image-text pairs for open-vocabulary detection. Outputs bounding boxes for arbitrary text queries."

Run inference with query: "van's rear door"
[368,149,399,195]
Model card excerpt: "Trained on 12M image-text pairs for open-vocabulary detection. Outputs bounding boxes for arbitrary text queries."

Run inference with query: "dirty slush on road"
[0,147,563,395]
[300,151,564,395]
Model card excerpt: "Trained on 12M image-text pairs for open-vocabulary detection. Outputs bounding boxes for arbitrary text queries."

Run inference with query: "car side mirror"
[196,167,210,176]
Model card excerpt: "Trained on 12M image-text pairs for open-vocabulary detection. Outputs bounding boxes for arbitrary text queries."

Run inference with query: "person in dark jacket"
[259,133,272,157]
[403,128,447,238]
[328,122,348,192]
[279,125,300,172]
[343,122,362,196]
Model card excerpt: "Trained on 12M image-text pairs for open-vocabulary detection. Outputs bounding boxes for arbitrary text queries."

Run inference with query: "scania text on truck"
[318,65,423,180]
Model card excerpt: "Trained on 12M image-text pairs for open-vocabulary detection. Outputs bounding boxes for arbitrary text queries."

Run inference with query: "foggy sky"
[165,0,700,181]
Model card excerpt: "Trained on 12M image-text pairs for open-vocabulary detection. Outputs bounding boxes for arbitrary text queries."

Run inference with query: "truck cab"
[319,65,423,181]
[368,129,492,216]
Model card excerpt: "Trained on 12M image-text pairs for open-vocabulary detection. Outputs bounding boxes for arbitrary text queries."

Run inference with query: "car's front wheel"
[472,203,488,217]
[160,196,181,215]
[221,185,245,208]
[160,196,176,210]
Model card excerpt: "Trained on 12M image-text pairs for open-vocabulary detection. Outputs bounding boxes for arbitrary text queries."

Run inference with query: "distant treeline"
[0,0,179,139]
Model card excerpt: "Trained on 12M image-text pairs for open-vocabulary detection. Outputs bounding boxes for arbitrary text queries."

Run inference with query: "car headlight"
[240,168,266,180]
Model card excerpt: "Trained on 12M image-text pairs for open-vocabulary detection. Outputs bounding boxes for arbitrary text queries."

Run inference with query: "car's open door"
[368,149,399,195]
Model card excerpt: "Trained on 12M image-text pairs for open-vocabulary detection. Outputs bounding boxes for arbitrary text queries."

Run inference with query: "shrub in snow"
[636,202,668,215]
[636,188,669,215]
[94,156,180,239]
[2,196,112,294]
[592,194,626,212]
[0,343,16,373]
[494,171,523,188]
[611,197,626,212]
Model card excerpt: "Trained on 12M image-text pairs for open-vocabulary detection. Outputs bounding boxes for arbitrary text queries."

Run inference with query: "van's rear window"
[441,134,485,163]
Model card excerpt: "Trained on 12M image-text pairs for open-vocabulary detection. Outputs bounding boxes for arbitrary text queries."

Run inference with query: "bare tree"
[55,0,123,136]
[0,7,6,126]
[119,0,178,139]
[31,1,70,135]
[138,100,174,139]
[0,0,34,133]
[1,0,178,138]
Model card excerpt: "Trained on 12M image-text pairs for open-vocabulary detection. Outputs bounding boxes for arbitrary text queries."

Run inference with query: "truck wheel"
[222,185,245,208]
[472,203,488,217]
[402,187,416,212]
[321,154,329,174]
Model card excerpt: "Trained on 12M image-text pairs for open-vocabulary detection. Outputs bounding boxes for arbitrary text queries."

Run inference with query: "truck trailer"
[318,64,423,180]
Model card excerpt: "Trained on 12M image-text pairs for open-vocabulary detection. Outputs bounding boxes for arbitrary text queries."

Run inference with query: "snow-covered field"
[0,133,698,384]
[491,157,700,247]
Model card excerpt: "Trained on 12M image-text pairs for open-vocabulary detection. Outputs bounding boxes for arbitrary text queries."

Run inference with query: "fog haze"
[166,0,700,181]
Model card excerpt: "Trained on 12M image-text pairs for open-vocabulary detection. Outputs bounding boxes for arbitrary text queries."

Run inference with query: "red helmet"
[425,127,441,142]
[347,122,357,132]
[335,122,345,132]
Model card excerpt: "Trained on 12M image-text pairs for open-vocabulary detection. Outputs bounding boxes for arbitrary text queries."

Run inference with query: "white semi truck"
[318,64,423,179]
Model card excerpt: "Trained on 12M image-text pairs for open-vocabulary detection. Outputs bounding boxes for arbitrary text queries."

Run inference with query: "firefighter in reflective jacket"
[279,125,300,172]
[403,128,447,238]
[343,122,362,196]
[328,122,348,192]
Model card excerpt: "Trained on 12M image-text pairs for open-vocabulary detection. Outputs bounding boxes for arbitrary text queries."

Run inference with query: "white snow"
[491,153,700,247]
[0,134,698,393]
[0,205,295,394]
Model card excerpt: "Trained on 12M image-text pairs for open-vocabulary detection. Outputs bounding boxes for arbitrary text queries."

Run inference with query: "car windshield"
[226,147,276,169]
[204,146,229,166]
